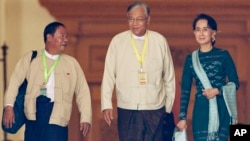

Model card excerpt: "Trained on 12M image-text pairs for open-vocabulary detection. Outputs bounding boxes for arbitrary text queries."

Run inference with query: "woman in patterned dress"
[176,13,239,141]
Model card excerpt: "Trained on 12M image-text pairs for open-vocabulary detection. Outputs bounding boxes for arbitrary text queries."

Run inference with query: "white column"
[0,0,5,45]
[0,1,5,140]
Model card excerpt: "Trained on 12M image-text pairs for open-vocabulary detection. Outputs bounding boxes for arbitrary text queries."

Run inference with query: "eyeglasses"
[127,17,148,23]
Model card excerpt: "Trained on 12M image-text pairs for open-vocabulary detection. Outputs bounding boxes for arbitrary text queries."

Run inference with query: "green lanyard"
[42,50,60,84]
[131,32,149,69]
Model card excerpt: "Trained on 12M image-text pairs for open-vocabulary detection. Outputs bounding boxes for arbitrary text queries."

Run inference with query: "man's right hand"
[102,109,113,126]
[3,106,15,128]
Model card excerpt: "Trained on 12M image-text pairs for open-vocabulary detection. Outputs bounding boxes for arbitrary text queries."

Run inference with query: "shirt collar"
[132,34,145,40]
[44,50,59,60]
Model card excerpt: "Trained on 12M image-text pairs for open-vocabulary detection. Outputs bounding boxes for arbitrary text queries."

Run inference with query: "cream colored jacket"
[101,30,175,113]
[4,50,92,126]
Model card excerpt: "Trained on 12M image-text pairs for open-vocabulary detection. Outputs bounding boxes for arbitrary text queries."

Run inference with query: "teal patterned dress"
[179,47,239,141]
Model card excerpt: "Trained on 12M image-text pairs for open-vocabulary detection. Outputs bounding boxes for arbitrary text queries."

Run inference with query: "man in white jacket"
[101,1,176,141]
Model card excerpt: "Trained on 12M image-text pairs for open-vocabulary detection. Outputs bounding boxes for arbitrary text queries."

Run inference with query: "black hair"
[192,13,217,45]
[192,13,217,31]
[127,1,150,16]
[43,22,65,43]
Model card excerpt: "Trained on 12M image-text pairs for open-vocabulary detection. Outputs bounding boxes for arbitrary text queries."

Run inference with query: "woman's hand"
[176,120,187,131]
[202,88,219,99]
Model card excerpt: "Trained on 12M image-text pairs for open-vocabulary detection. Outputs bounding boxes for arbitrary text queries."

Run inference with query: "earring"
[212,36,216,42]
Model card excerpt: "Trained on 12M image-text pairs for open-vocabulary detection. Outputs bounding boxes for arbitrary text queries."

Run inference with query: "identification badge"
[138,71,147,85]
[40,85,47,96]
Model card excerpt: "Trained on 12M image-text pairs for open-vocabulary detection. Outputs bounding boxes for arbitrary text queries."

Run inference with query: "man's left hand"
[80,122,91,136]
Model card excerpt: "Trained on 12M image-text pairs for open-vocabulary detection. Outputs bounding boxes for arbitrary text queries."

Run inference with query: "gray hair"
[127,1,150,16]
